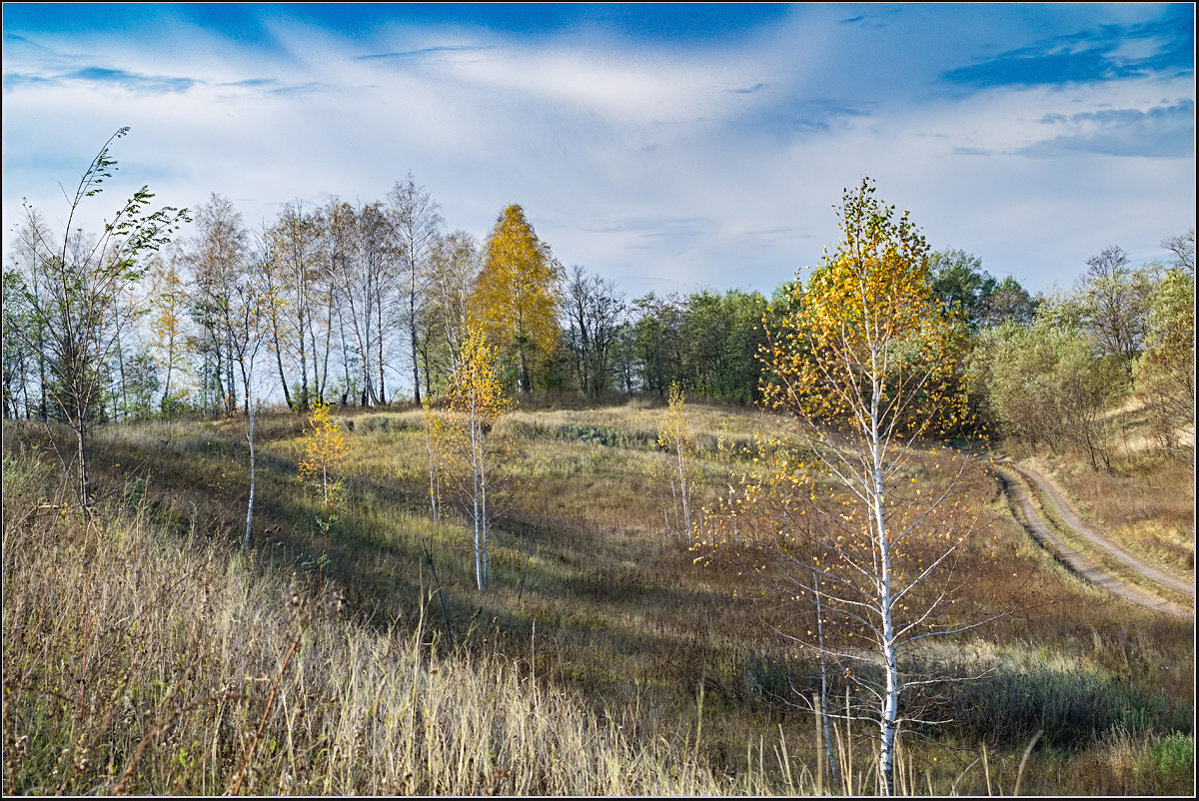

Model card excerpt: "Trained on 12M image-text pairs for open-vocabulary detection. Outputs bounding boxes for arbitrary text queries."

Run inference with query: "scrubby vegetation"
[3,398,1192,795]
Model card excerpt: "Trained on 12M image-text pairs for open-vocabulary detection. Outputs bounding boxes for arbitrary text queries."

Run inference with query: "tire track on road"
[992,460,1192,621]
[1010,461,1194,599]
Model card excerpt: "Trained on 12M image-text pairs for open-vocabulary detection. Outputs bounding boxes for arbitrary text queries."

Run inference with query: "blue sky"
[3,3,1194,298]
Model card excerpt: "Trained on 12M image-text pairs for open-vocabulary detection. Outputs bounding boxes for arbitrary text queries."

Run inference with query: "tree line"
[964,233,1195,465]
[3,129,1194,476]
[4,174,777,424]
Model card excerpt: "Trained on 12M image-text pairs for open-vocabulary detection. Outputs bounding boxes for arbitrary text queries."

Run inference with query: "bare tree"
[388,173,443,405]
[1161,228,1195,277]
[268,200,325,411]
[2,269,34,419]
[7,210,51,420]
[225,258,267,549]
[564,265,625,397]
[1082,245,1152,381]
[424,230,480,383]
[340,201,394,406]
[322,198,359,405]
[188,193,250,415]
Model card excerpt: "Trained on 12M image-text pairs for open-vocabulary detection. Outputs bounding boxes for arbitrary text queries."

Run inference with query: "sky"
[2,2,1195,299]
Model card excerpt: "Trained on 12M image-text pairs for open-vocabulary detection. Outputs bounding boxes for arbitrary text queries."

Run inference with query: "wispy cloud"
[591,216,713,239]
[355,45,494,63]
[725,82,769,95]
[943,48,1135,87]
[69,66,197,93]
[1023,99,1195,158]
[4,65,197,93]
[942,12,1193,88]
[221,77,278,88]
[1,3,1193,301]
[258,81,329,96]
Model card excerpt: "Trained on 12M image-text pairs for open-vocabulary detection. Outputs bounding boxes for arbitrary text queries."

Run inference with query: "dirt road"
[991,458,1193,620]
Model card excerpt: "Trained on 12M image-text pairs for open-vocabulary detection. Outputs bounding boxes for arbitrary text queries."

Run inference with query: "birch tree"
[343,201,393,406]
[298,401,349,571]
[388,174,443,406]
[2,269,33,419]
[228,262,267,549]
[423,230,480,387]
[13,127,188,507]
[7,211,51,420]
[323,198,360,405]
[444,326,508,592]
[699,178,990,795]
[104,284,155,421]
[256,226,295,411]
[270,201,324,411]
[658,382,696,543]
[188,193,249,415]
[147,249,190,412]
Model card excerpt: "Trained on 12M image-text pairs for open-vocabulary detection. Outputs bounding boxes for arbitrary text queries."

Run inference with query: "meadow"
[2,398,1193,795]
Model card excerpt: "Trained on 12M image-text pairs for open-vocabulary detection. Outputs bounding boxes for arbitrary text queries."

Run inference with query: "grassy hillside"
[2,400,1193,795]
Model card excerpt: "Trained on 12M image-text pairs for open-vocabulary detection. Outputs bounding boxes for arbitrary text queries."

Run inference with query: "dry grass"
[2,450,796,796]
[3,397,1193,795]
[1003,392,1195,581]
[1030,451,1195,580]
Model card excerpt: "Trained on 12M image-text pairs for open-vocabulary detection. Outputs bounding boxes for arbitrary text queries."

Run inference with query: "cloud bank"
[3,3,1194,297]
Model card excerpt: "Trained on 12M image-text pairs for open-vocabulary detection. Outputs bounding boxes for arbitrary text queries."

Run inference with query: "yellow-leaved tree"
[697,178,990,795]
[299,401,349,508]
[298,401,349,572]
[444,326,509,592]
[468,204,563,393]
[657,382,697,543]
[147,251,191,413]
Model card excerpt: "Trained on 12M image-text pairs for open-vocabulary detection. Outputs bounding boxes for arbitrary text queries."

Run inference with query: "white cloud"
[3,6,1193,300]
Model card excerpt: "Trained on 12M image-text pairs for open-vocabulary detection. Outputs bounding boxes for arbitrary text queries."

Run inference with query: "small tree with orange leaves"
[696,178,995,795]
[298,401,349,570]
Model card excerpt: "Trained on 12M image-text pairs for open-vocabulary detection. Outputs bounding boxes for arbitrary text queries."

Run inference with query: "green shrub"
[935,665,1189,749]
[1146,732,1193,776]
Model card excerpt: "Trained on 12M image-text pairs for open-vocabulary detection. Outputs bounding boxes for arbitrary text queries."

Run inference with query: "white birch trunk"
[480,429,488,588]
[871,383,899,796]
[242,394,256,550]
[676,440,691,542]
[470,393,483,592]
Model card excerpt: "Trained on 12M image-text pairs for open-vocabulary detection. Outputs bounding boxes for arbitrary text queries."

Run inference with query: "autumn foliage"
[298,401,349,509]
[469,204,563,393]
[699,178,985,796]
[442,326,510,591]
[763,188,968,439]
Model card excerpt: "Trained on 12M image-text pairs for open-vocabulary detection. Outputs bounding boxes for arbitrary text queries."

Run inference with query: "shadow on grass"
[15,416,1191,767]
